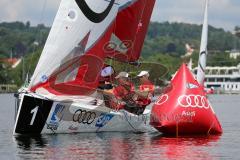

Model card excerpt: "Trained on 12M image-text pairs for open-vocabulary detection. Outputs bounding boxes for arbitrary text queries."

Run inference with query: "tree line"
[0,21,240,86]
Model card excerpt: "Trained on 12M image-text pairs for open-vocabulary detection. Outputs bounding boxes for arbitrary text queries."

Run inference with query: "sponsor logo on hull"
[48,104,65,131]
[96,113,114,128]
[68,125,79,131]
[73,109,96,124]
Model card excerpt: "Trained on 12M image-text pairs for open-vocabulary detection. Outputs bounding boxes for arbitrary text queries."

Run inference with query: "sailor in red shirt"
[135,71,155,106]
[111,72,134,110]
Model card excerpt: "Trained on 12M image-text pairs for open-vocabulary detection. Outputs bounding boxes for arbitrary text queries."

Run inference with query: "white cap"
[101,66,114,77]
[137,71,149,77]
[115,72,129,79]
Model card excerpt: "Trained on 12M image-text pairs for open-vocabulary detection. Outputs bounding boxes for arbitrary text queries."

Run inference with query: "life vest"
[137,80,155,106]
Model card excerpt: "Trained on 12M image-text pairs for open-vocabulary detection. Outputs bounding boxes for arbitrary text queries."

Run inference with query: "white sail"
[197,0,209,85]
[29,0,120,90]
[188,58,193,70]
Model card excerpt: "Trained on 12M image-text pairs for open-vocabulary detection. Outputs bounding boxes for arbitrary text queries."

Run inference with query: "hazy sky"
[0,0,239,31]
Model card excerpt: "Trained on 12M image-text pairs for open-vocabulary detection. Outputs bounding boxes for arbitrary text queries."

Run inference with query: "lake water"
[0,94,240,160]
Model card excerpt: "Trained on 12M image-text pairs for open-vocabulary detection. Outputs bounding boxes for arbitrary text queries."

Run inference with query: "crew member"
[98,65,115,90]
[134,71,155,106]
[111,72,134,110]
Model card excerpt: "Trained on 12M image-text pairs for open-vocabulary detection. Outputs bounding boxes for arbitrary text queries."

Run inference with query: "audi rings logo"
[103,40,133,53]
[178,95,210,109]
[155,94,168,105]
[119,40,133,50]
[104,42,117,53]
[73,109,96,124]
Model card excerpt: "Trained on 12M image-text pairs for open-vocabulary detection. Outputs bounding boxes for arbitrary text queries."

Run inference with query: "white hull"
[13,93,156,135]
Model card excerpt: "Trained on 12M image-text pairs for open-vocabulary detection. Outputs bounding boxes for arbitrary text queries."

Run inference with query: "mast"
[197,0,209,85]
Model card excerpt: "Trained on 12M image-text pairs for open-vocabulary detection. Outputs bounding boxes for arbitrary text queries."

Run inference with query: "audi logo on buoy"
[178,95,210,109]
[155,94,169,105]
[73,109,96,124]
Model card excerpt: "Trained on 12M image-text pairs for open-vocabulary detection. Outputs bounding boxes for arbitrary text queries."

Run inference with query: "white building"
[192,64,240,94]
[229,50,240,59]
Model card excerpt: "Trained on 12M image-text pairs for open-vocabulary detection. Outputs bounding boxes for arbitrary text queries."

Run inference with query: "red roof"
[0,58,19,66]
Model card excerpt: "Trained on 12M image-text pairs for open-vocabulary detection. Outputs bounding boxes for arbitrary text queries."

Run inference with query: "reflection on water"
[15,135,47,150]
[149,135,220,160]
[14,133,221,160]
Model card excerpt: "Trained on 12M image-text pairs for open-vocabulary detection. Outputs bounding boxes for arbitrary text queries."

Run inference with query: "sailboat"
[197,0,209,86]
[150,0,222,135]
[13,0,158,134]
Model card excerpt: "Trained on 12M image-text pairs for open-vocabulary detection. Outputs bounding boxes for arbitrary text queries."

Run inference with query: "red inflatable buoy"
[150,64,222,135]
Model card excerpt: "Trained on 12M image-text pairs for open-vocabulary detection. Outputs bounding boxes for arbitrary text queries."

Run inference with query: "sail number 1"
[30,106,39,125]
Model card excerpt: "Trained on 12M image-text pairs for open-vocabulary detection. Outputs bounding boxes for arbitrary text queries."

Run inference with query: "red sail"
[105,0,156,62]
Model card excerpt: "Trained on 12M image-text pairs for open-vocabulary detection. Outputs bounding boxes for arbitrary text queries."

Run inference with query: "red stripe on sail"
[30,25,115,96]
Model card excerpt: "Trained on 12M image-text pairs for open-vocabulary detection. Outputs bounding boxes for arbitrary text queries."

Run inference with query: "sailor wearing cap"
[113,72,134,98]
[137,71,150,78]
[99,65,115,90]
[110,72,134,110]
[115,71,129,79]
[134,71,155,106]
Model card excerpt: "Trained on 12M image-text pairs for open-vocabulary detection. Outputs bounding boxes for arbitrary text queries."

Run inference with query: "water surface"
[0,94,239,160]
